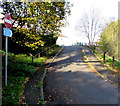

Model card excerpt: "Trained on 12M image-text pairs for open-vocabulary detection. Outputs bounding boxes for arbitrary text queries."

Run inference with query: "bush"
[2,76,25,105]
[15,54,32,64]
[33,57,46,67]
[8,62,35,77]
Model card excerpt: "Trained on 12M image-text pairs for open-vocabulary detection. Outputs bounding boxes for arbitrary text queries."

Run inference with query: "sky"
[56,0,120,46]
[0,0,119,46]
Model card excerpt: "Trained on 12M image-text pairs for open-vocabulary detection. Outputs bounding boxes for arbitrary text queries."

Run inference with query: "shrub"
[8,62,35,77]
[2,76,25,105]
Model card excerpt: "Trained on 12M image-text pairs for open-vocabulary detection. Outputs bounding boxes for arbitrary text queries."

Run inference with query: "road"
[43,46,119,104]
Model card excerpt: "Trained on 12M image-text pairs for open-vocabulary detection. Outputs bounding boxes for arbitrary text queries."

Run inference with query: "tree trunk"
[112,56,115,69]
[103,52,106,63]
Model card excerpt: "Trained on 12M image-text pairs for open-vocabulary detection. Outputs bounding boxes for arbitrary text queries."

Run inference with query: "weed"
[38,81,43,88]
[38,98,44,105]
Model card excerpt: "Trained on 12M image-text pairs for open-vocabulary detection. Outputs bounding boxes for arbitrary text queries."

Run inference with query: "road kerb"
[40,47,64,104]
[82,49,119,88]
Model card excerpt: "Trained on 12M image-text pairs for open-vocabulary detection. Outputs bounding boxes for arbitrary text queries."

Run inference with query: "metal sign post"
[3,28,12,87]
[4,13,12,86]
[5,36,8,86]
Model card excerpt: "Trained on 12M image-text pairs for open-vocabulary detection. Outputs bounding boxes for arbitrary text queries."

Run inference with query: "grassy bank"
[95,51,120,71]
[2,52,46,105]
[2,45,60,105]
[85,46,120,72]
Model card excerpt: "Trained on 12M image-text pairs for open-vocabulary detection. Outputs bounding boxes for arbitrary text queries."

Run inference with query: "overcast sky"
[57,0,119,46]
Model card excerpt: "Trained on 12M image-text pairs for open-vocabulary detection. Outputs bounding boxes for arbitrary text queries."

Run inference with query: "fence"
[95,47,119,60]
[29,44,57,64]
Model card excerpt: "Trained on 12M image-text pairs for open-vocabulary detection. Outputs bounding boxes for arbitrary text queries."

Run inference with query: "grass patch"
[2,45,60,105]
[38,98,44,105]
[34,57,46,67]
[85,46,120,75]
[2,76,25,105]
[86,46,120,70]
[2,52,46,105]
[95,51,120,71]
[85,46,120,72]
[38,81,43,88]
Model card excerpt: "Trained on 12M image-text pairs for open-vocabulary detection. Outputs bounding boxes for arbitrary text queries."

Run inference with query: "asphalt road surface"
[44,46,119,104]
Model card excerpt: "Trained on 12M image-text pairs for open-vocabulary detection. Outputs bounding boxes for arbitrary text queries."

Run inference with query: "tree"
[2,2,71,54]
[118,20,120,59]
[97,20,118,66]
[78,9,103,45]
[97,32,109,63]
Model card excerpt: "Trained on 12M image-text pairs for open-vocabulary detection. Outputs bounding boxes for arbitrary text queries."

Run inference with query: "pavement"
[43,46,119,104]
[82,47,119,87]
[24,47,63,104]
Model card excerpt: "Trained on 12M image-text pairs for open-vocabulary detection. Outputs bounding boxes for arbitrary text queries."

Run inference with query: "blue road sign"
[3,28,12,37]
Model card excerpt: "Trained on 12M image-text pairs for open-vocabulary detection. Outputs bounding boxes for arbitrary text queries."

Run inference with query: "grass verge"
[82,48,119,87]
[2,52,46,105]
[95,52,120,71]
[2,45,61,105]
[84,46,120,74]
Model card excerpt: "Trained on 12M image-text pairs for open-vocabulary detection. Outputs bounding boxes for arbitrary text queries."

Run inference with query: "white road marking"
[4,19,12,24]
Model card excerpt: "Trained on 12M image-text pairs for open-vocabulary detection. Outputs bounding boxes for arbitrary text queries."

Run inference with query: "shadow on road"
[43,46,118,104]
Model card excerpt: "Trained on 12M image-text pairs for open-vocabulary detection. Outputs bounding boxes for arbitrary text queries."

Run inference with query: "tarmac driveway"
[43,46,119,104]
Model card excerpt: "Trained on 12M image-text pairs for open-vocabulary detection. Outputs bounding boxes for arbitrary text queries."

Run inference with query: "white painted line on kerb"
[4,19,12,24]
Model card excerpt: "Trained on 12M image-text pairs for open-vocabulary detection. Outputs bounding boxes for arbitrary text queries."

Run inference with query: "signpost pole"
[4,13,12,86]
[5,36,8,86]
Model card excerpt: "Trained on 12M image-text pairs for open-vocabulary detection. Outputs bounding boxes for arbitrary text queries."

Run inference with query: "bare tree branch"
[78,9,102,45]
